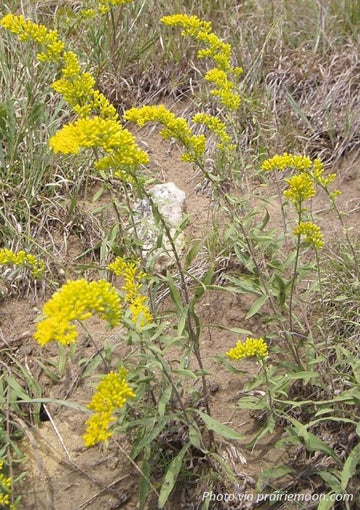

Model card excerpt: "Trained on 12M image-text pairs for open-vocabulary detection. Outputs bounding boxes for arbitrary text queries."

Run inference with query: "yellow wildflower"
[161,14,241,110]
[283,173,315,208]
[52,73,95,111]
[293,222,324,249]
[0,249,45,278]
[261,153,312,172]
[34,279,121,346]
[98,0,133,15]
[0,471,11,491]
[124,105,206,163]
[79,9,97,19]
[83,368,135,447]
[160,14,211,38]
[0,14,65,62]
[0,460,13,509]
[192,112,232,148]
[226,337,269,360]
[329,189,342,201]
[108,257,153,326]
[50,117,137,154]
[310,158,337,187]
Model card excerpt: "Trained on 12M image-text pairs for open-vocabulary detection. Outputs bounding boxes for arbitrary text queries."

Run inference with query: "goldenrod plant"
[2,2,360,509]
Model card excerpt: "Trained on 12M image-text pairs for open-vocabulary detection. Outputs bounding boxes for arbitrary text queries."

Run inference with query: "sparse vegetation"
[1,1,360,509]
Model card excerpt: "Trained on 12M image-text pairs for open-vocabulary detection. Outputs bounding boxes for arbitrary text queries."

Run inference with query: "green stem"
[314,248,334,394]
[287,228,303,367]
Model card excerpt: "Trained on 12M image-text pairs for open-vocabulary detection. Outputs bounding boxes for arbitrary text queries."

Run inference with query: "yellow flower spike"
[226,337,269,361]
[293,222,324,249]
[161,14,241,110]
[124,105,206,163]
[192,112,231,148]
[0,248,45,278]
[83,368,135,447]
[108,257,153,326]
[34,279,121,346]
[1,14,119,123]
[283,173,315,208]
[261,153,313,172]
[1,14,65,62]
[0,460,12,509]
[49,117,143,158]
[83,411,114,447]
[51,73,96,111]
[329,189,342,201]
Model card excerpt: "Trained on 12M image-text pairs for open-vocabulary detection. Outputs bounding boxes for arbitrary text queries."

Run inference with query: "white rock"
[133,182,186,271]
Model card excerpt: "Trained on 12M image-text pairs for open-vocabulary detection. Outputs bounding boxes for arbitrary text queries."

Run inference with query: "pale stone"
[133,182,186,271]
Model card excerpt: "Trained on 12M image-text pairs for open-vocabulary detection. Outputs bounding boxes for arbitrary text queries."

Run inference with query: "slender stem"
[261,359,275,416]
[129,174,214,445]
[287,232,302,366]
[151,349,192,425]
[314,249,334,394]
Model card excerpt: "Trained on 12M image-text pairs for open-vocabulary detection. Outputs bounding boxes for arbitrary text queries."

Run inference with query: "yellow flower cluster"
[83,368,135,447]
[34,279,121,346]
[97,0,133,14]
[309,158,337,187]
[50,117,148,172]
[0,460,14,510]
[108,257,153,326]
[261,153,312,172]
[262,153,340,211]
[50,117,136,155]
[0,14,65,62]
[226,337,269,361]
[51,52,118,119]
[1,13,148,181]
[124,105,206,163]
[52,72,95,114]
[283,173,315,208]
[293,222,324,249]
[192,112,232,149]
[0,249,45,278]
[77,0,132,19]
[161,14,242,110]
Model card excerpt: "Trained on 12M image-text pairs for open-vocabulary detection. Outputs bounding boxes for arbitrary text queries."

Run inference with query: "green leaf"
[132,418,167,458]
[341,442,360,490]
[188,423,207,453]
[356,421,360,437]
[272,274,287,306]
[286,371,319,383]
[173,369,197,379]
[224,274,262,295]
[177,305,188,336]
[245,294,268,319]
[158,384,172,417]
[167,274,183,314]
[193,266,214,301]
[317,495,340,510]
[195,410,244,440]
[158,443,190,508]
[247,414,275,449]
[287,417,340,462]
[139,446,151,510]
[7,377,30,401]
[259,209,270,230]
[185,240,202,268]
[318,470,341,492]
[256,465,294,493]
